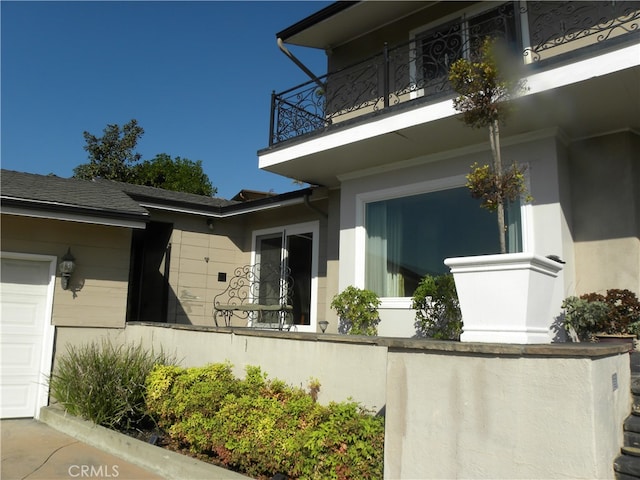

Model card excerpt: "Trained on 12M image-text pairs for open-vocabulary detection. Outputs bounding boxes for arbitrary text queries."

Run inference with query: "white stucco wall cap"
[129,322,628,357]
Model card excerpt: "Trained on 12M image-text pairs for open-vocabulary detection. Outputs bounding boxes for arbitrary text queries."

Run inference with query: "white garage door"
[1,254,55,418]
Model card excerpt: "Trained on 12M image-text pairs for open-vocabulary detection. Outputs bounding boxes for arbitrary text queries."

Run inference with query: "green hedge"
[146,363,384,479]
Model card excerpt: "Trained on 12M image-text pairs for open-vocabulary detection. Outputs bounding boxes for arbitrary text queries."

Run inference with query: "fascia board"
[526,43,640,94]
[139,195,310,218]
[2,205,148,229]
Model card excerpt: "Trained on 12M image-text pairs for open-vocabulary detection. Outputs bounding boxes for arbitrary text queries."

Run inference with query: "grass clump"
[146,363,384,479]
[49,340,172,431]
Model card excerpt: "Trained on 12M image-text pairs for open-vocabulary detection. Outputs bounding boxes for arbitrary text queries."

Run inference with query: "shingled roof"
[97,179,238,210]
[1,169,149,223]
[2,169,317,223]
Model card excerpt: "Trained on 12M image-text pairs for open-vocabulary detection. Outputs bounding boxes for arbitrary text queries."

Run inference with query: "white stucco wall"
[384,348,629,479]
[54,324,388,413]
[337,130,571,338]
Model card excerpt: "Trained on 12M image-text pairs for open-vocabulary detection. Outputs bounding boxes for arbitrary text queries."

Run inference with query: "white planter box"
[444,253,564,344]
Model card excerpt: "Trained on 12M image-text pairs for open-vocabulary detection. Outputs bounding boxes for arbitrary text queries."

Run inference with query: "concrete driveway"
[2,408,251,480]
[1,418,164,480]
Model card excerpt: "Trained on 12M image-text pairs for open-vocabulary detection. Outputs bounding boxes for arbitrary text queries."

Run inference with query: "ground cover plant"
[146,363,385,480]
[49,340,173,431]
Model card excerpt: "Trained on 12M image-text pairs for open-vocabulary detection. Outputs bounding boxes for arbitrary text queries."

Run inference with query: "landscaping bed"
[48,341,384,480]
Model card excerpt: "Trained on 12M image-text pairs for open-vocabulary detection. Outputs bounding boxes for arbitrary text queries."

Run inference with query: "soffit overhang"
[278,1,436,50]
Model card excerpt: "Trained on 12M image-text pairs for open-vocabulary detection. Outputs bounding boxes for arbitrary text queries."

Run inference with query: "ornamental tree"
[73,119,216,196]
[132,153,216,196]
[73,119,144,182]
[449,38,529,254]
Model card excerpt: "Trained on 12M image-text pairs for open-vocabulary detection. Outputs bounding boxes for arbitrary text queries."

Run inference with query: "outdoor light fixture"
[319,320,329,333]
[206,218,215,231]
[58,248,76,290]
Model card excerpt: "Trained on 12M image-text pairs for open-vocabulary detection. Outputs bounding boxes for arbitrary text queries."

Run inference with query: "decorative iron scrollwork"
[270,1,639,146]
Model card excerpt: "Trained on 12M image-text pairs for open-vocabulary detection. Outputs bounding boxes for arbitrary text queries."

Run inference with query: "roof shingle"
[1,169,148,218]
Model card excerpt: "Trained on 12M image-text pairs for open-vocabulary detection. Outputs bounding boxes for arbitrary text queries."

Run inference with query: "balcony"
[268,1,640,148]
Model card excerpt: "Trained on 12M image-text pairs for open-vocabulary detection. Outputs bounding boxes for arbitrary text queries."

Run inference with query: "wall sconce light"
[206,218,215,231]
[58,247,76,290]
[319,320,329,333]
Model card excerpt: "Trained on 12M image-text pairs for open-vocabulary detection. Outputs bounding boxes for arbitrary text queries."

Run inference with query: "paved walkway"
[1,419,164,480]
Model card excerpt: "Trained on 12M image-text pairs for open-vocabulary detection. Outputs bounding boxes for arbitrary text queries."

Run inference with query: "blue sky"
[1,1,332,199]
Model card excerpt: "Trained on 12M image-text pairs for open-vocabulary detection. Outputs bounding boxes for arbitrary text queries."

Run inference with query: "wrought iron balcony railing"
[269,1,639,146]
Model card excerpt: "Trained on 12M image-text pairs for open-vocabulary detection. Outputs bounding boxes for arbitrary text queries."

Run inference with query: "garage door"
[1,254,55,418]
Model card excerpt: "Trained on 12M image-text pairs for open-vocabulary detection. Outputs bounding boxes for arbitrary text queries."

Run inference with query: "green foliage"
[562,289,640,341]
[449,37,530,253]
[73,119,216,196]
[412,274,462,340]
[145,363,384,479]
[561,296,610,342]
[131,153,216,196]
[73,119,144,182]
[448,38,526,130]
[49,340,172,431]
[330,286,381,336]
[145,362,243,429]
[466,161,531,213]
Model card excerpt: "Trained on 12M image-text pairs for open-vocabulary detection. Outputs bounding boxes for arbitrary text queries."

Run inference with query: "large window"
[365,187,521,297]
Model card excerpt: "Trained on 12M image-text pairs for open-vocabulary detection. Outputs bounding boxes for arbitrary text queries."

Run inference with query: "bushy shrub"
[330,286,381,335]
[562,289,640,341]
[146,363,384,479]
[582,289,640,335]
[145,362,243,430]
[49,340,172,431]
[562,296,610,341]
[412,273,462,340]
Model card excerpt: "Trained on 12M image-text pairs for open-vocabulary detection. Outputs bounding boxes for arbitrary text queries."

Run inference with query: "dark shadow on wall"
[126,221,210,325]
[126,221,173,323]
[568,132,639,243]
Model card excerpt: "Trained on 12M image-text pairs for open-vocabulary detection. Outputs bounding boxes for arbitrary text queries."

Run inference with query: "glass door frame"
[251,221,319,333]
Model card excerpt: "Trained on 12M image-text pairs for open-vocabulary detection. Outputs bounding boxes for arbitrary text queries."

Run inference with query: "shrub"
[49,340,172,431]
[562,289,640,340]
[412,273,462,340]
[330,286,381,335]
[561,296,610,341]
[146,363,385,479]
[584,289,640,335]
[145,362,243,430]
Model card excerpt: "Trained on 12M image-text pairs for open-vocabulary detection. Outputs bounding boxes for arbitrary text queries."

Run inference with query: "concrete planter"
[444,253,563,344]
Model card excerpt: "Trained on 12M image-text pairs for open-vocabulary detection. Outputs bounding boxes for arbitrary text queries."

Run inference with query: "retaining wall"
[53,322,631,479]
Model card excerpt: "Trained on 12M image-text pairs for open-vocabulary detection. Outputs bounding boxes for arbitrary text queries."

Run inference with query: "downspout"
[304,193,328,219]
[277,37,325,90]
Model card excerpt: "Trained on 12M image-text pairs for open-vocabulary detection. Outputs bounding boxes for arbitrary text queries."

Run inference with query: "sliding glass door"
[253,222,318,332]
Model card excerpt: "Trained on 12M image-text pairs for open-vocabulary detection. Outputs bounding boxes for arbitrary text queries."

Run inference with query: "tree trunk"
[489,119,507,254]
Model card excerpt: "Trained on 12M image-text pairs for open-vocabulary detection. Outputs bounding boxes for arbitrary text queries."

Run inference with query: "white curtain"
[366,202,404,297]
